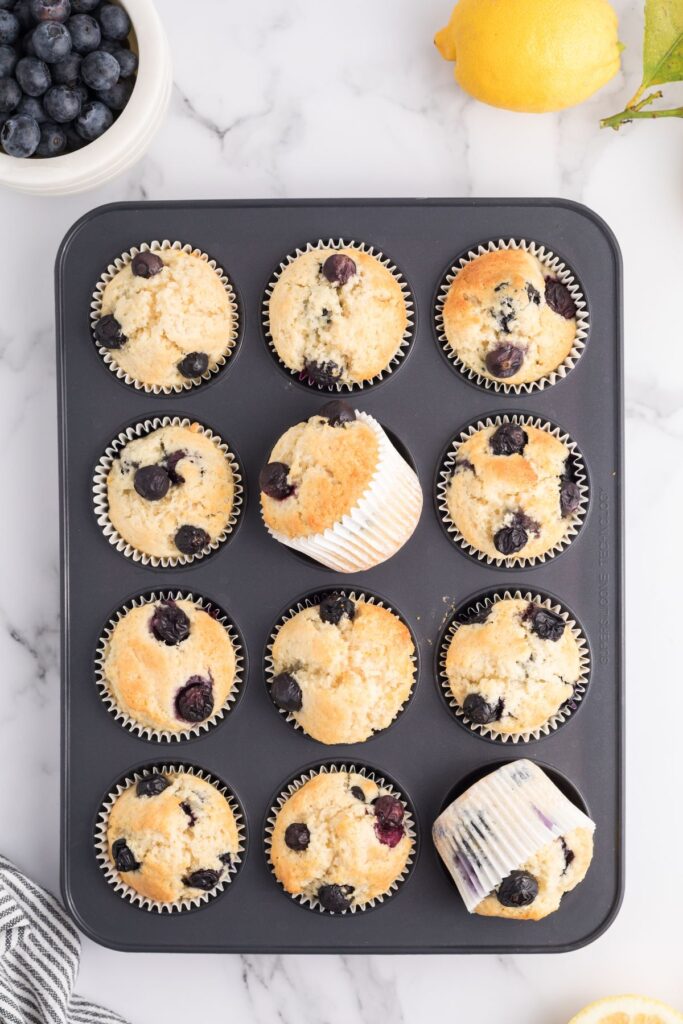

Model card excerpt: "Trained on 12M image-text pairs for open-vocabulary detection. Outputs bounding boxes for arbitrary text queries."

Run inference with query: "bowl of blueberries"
[0,0,171,194]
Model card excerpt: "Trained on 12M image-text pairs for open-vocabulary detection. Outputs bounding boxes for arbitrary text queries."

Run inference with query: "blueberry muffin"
[444,421,582,562]
[260,400,422,572]
[444,598,582,737]
[270,770,413,912]
[100,598,238,735]
[270,594,415,744]
[442,248,578,386]
[106,422,236,560]
[106,771,240,905]
[94,247,236,389]
[267,247,408,386]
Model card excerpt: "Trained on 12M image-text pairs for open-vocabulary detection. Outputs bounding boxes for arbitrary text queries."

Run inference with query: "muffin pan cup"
[58,199,623,953]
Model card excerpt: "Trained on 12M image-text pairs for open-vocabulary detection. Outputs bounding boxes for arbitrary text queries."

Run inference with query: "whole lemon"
[435,0,621,113]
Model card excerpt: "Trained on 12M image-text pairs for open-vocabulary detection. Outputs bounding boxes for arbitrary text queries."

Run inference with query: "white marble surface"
[0,0,681,1020]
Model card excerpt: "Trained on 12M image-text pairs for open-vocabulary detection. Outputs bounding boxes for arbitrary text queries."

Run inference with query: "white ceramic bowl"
[0,0,172,195]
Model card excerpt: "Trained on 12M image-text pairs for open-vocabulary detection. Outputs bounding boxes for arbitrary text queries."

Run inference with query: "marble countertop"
[0,0,681,1020]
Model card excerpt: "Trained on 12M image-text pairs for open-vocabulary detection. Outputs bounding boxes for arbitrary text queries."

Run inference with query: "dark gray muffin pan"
[57,199,623,953]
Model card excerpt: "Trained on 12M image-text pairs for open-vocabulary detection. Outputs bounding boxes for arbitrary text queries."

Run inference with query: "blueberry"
[485,343,525,379]
[270,671,302,712]
[560,478,581,518]
[16,55,51,96]
[111,44,136,77]
[174,676,214,723]
[302,358,341,386]
[36,118,68,160]
[135,775,170,798]
[259,461,295,500]
[17,94,46,122]
[0,42,17,76]
[318,399,355,426]
[43,84,81,121]
[21,26,35,54]
[96,75,131,110]
[81,48,119,90]
[497,870,539,908]
[545,278,576,319]
[350,785,365,802]
[63,120,84,149]
[12,0,33,30]
[112,837,140,873]
[463,692,499,724]
[174,524,210,556]
[494,523,528,556]
[93,313,125,348]
[317,883,354,913]
[96,1,130,40]
[319,593,355,626]
[374,795,404,827]
[375,821,405,848]
[75,99,112,139]
[150,599,190,645]
[0,10,19,44]
[524,603,565,642]
[0,77,21,114]
[177,351,208,379]
[489,422,528,456]
[183,869,221,891]
[322,253,356,285]
[131,250,163,278]
[51,51,81,84]
[1,113,39,155]
[32,20,71,62]
[67,12,100,52]
[29,0,71,20]
[69,0,98,10]
[284,822,310,851]
[73,79,87,105]
[134,464,170,501]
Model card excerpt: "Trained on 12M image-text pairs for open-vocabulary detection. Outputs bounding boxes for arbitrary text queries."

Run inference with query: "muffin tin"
[57,199,623,953]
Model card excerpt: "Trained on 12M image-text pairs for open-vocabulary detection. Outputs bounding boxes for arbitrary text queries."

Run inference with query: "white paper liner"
[93,415,244,568]
[262,238,415,392]
[90,239,241,395]
[265,763,417,915]
[95,591,245,742]
[436,413,589,568]
[438,591,590,744]
[265,589,418,741]
[434,238,590,394]
[432,759,595,913]
[95,764,246,914]
[264,412,422,572]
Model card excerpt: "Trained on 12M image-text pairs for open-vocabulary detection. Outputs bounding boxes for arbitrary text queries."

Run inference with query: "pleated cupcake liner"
[265,762,417,915]
[432,759,595,913]
[93,415,244,568]
[262,238,415,392]
[95,764,246,914]
[435,413,589,568]
[90,239,241,395]
[264,411,423,573]
[95,590,246,743]
[434,238,590,394]
[437,590,590,744]
[264,588,418,742]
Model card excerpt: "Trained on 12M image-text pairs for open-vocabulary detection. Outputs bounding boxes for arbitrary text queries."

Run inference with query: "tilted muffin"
[442,248,578,386]
[105,421,235,561]
[106,771,240,905]
[444,420,583,562]
[269,593,415,744]
[260,400,422,572]
[444,597,582,737]
[100,597,238,735]
[93,247,236,389]
[432,759,595,921]
[268,246,408,387]
[270,770,413,912]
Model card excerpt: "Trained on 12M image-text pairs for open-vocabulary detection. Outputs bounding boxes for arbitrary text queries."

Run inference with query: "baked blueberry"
[319,398,356,426]
[150,599,190,645]
[29,0,71,21]
[96,1,130,40]
[303,358,341,386]
[174,525,210,556]
[319,593,355,626]
[135,775,171,798]
[322,253,356,285]
[524,604,565,642]
[219,852,233,866]
[0,43,18,77]
[1,114,40,156]
[317,883,354,913]
[180,801,197,827]
[129,250,164,278]
[497,869,539,908]
[374,795,404,827]
[182,869,221,891]
[284,822,310,851]
[67,13,100,53]
[259,461,295,500]
[560,478,581,517]
[270,671,302,712]
[489,422,528,456]
[545,278,576,320]
[175,676,214,723]
[51,51,81,84]
[454,457,475,473]
[526,282,541,304]
[81,48,120,90]
[0,78,21,114]
[75,99,112,140]
[32,20,71,62]
[93,313,125,348]
[15,56,51,96]
[494,523,528,555]
[351,786,366,802]
[560,837,575,871]
[485,342,525,379]
[36,119,65,155]
[462,692,499,724]
[43,84,81,122]
[112,837,140,872]
[133,464,170,501]
[177,351,209,379]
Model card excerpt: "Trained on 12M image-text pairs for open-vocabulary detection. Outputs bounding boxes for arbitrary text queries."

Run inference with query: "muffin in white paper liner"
[434,238,589,394]
[95,590,246,742]
[432,759,595,914]
[436,413,588,568]
[90,239,241,395]
[95,764,246,914]
[93,415,244,568]
[265,763,417,915]
[265,588,418,741]
[438,590,590,744]
[262,238,415,392]
[264,411,422,573]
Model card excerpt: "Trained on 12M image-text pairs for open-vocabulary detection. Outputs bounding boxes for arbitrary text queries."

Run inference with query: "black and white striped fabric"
[0,856,128,1024]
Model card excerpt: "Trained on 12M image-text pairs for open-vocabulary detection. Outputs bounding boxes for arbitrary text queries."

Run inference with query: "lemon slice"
[569,995,683,1024]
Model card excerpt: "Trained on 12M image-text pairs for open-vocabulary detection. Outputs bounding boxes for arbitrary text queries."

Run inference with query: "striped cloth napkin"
[0,856,128,1024]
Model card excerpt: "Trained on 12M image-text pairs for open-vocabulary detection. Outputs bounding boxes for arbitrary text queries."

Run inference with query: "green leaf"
[642,0,683,89]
